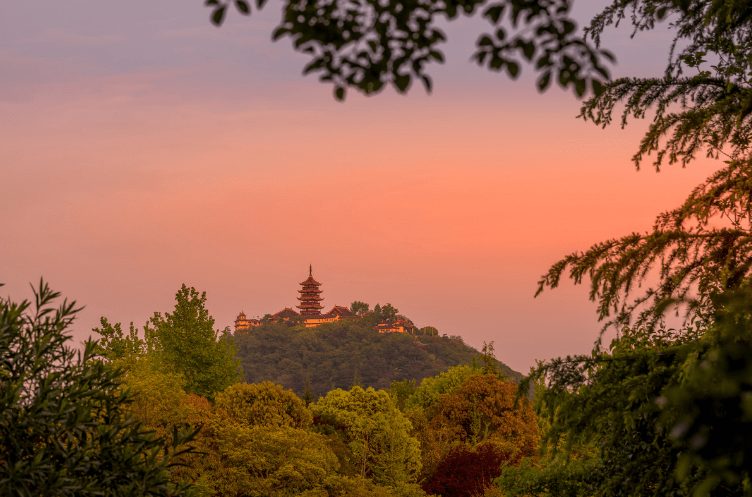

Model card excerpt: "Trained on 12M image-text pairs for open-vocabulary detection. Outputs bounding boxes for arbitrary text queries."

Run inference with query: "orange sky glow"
[1,0,721,373]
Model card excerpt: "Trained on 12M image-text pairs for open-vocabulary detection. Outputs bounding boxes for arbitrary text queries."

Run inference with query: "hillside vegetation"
[234,318,523,398]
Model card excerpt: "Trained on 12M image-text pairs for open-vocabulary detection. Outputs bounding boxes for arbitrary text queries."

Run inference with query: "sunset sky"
[1,0,720,374]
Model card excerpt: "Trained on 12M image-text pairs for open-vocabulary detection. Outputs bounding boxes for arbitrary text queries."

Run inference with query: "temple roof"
[272,307,300,319]
[299,275,322,286]
[298,287,322,294]
[328,305,354,317]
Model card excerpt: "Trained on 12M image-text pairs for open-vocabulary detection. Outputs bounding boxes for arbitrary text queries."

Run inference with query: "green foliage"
[116,354,189,430]
[203,0,612,99]
[0,280,195,496]
[212,423,338,496]
[380,304,398,323]
[405,364,479,411]
[525,3,752,492]
[116,284,243,400]
[214,381,313,429]
[313,386,422,485]
[505,309,752,497]
[537,157,752,333]
[235,318,522,399]
[94,317,146,360]
[495,456,602,497]
[534,1,752,333]
[476,341,509,380]
[660,290,752,493]
[421,326,438,337]
[350,301,370,316]
[389,379,416,412]
[583,0,752,169]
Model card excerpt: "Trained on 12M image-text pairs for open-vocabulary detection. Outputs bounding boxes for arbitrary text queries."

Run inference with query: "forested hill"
[233,319,523,398]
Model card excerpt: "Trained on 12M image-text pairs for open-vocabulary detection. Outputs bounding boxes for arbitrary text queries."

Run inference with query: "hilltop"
[233,318,523,398]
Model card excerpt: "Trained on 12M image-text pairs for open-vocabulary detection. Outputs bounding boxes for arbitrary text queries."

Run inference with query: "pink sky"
[1,1,719,374]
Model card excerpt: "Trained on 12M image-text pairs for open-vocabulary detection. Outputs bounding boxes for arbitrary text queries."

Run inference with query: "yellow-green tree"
[95,285,243,401]
[214,381,312,428]
[313,386,422,486]
[144,285,242,400]
[169,382,341,497]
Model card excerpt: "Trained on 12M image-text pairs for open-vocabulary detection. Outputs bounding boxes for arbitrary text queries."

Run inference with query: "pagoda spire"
[309,264,312,276]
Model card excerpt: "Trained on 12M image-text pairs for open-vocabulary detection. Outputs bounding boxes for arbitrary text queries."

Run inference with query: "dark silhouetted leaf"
[537,71,551,91]
[483,5,505,24]
[421,74,433,93]
[591,79,605,96]
[507,61,519,78]
[211,5,227,26]
[235,0,250,15]
[394,73,411,93]
[478,35,493,47]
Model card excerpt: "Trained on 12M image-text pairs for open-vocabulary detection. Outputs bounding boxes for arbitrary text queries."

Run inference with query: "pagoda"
[297,265,324,316]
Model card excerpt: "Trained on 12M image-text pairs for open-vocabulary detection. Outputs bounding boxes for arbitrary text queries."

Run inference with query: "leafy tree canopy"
[532,0,752,333]
[96,284,243,400]
[313,386,422,485]
[350,300,370,316]
[0,281,195,496]
[202,0,614,100]
[214,381,313,429]
[504,299,752,496]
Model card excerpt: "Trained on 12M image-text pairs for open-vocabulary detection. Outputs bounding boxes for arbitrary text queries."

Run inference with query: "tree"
[202,0,613,100]
[312,386,422,486]
[404,364,479,411]
[380,304,398,323]
[214,381,313,429]
[423,442,515,497]
[523,4,752,492]
[421,326,438,337]
[537,158,752,333]
[94,318,146,360]
[143,284,243,400]
[534,1,752,333]
[116,354,189,432]
[408,372,538,490]
[389,378,416,412]
[0,280,195,496]
[350,301,370,316]
[212,423,340,496]
[428,374,539,460]
[502,310,752,497]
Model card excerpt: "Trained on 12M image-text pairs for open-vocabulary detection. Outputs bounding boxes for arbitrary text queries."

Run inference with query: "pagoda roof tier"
[298,288,322,294]
[298,295,323,301]
[297,302,324,308]
[299,275,322,286]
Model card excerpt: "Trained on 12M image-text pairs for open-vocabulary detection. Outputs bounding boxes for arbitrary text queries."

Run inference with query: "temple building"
[234,311,260,332]
[305,304,355,328]
[297,265,325,317]
[233,267,360,332]
[271,307,300,321]
[375,319,416,334]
